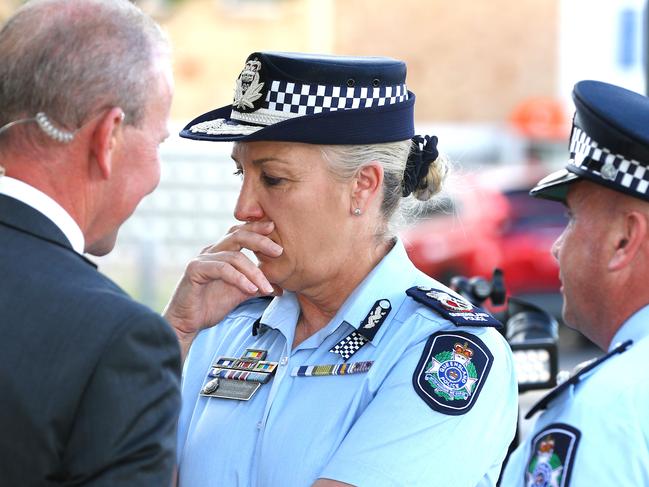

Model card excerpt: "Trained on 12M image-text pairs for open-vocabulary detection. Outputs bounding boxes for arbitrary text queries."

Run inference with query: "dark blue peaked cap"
[531,80,649,203]
[179,51,415,144]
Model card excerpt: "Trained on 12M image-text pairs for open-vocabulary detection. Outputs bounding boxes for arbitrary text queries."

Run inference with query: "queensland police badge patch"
[526,423,581,487]
[413,331,493,415]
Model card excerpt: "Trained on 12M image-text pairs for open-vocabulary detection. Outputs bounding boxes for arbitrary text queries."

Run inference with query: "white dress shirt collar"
[0,176,85,254]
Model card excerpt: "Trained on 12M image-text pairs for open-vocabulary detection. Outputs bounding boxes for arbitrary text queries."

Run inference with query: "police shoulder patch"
[525,423,581,487]
[406,286,502,328]
[412,331,493,415]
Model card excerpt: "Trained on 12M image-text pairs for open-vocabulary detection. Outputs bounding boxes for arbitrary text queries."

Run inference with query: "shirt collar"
[609,303,649,351]
[260,291,301,345]
[0,176,85,254]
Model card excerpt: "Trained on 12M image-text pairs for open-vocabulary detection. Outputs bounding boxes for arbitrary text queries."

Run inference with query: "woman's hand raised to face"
[163,221,283,360]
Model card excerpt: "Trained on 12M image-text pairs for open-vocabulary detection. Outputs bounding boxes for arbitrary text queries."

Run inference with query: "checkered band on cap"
[231,81,409,126]
[569,125,649,197]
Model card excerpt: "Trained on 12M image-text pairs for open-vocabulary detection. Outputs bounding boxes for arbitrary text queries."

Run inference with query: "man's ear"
[89,107,125,179]
[350,162,383,214]
[608,210,648,271]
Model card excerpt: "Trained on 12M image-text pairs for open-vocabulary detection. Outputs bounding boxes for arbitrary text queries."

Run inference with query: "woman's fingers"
[204,221,283,256]
[189,251,274,295]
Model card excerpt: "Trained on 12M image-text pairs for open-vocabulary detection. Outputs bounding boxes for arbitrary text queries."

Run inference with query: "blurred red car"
[401,166,567,316]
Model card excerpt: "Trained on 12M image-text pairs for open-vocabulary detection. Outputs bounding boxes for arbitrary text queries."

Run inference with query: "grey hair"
[320,140,451,239]
[0,0,169,139]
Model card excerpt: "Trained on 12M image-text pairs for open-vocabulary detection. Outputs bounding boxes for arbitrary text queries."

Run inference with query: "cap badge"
[600,160,618,181]
[233,57,266,112]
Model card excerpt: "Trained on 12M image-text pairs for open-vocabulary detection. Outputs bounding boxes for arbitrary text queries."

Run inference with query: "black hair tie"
[401,134,439,197]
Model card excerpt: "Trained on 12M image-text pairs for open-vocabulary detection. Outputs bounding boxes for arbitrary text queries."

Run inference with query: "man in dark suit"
[0,1,181,485]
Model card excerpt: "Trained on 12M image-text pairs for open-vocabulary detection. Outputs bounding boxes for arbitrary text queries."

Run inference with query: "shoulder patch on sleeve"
[525,423,581,486]
[412,331,494,415]
[406,286,502,328]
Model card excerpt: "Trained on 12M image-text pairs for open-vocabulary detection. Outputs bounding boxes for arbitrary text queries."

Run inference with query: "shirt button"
[279,356,288,366]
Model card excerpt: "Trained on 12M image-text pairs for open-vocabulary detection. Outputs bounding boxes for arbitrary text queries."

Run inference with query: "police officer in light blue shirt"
[164,51,518,487]
[500,80,649,486]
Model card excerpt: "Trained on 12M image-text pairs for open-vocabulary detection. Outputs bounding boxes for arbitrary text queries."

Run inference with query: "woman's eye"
[262,174,283,186]
[233,168,243,178]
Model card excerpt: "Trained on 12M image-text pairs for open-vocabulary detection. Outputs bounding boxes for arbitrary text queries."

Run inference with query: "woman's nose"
[233,178,264,222]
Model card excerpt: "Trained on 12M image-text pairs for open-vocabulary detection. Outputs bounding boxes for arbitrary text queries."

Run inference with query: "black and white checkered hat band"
[231,81,408,126]
[569,126,649,197]
[188,81,409,136]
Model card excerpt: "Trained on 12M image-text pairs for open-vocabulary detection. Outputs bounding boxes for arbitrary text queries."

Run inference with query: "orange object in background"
[509,97,570,141]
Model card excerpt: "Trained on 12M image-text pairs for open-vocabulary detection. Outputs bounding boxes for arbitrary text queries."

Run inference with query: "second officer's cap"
[531,80,649,203]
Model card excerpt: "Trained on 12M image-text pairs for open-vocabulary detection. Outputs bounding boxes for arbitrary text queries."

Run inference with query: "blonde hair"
[320,140,450,238]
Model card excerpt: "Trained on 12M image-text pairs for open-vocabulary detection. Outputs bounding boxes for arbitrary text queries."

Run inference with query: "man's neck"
[0,174,85,253]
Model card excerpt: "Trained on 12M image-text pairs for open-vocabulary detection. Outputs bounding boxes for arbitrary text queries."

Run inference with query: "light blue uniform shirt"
[501,304,649,486]
[178,240,518,487]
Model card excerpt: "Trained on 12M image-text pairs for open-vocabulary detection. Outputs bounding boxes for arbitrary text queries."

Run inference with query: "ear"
[608,210,648,271]
[350,162,383,214]
[88,107,125,179]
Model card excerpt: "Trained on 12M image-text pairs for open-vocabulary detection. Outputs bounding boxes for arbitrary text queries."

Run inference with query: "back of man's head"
[0,0,169,150]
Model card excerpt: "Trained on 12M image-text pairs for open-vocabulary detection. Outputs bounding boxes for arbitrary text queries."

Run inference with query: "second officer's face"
[231,141,352,292]
[551,181,612,334]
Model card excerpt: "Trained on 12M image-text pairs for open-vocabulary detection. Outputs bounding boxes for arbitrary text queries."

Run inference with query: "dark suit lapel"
[0,193,97,268]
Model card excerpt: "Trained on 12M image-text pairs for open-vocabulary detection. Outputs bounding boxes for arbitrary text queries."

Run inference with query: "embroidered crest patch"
[525,423,581,487]
[233,57,267,112]
[413,331,493,415]
[406,286,502,328]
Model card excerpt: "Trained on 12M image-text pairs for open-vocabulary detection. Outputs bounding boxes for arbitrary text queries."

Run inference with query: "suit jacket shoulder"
[0,199,181,486]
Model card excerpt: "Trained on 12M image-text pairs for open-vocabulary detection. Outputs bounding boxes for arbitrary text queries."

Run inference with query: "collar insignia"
[330,299,392,361]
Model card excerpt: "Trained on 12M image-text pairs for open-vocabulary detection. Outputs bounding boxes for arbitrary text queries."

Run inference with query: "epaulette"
[405,286,502,328]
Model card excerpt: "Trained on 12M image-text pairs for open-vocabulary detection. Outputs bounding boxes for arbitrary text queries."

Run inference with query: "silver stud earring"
[353,208,362,216]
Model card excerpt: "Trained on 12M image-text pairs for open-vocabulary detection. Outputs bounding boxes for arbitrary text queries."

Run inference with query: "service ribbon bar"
[291,361,374,377]
[208,367,273,384]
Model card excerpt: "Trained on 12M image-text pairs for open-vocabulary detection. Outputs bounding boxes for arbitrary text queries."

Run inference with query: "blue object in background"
[618,8,638,69]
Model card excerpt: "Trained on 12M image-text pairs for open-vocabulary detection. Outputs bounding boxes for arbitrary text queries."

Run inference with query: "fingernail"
[263,284,274,294]
[247,283,259,293]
